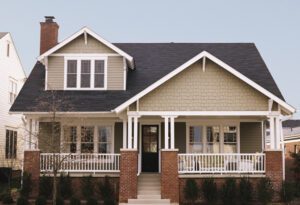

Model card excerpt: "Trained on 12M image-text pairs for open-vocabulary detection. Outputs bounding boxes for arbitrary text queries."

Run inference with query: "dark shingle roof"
[10,43,285,112]
[283,120,300,128]
[0,32,8,39]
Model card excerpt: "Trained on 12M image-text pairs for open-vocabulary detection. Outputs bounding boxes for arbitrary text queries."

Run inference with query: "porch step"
[128,199,170,204]
[137,194,161,199]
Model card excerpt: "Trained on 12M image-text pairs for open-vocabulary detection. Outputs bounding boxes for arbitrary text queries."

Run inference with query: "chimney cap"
[44,16,55,23]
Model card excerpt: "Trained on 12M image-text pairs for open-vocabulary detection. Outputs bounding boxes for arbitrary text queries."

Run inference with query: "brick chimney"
[40,16,59,54]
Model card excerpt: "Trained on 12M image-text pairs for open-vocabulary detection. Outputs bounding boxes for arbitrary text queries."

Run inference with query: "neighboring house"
[10,17,296,204]
[283,120,300,181]
[0,32,26,170]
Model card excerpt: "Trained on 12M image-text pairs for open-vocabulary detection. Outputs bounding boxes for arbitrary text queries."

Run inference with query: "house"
[282,120,300,181]
[0,32,26,171]
[10,17,296,204]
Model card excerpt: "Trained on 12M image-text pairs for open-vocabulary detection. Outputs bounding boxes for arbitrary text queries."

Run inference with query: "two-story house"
[0,32,26,170]
[10,17,295,204]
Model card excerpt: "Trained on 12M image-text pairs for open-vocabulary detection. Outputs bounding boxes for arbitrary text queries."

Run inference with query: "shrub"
[70,197,81,205]
[39,175,52,198]
[56,196,64,205]
[239,178,252,205]
[59,173,72,199]
[202,178,218,205]
[183,179,199,204]
[98,177,115,205]
[81,175,94,199]
[2,192,14,204]
[257,178,274,205]
[295,182,300,197]
[16,196,29,205]
[221,178,236,205]
[281,181,296,203]
[35,196,47,205]
[86,197,98,205]
[20,172,32,198]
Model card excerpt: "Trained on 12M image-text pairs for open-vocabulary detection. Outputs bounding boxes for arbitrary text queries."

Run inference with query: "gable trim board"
[37,27,134,69]
[114,51,295,114]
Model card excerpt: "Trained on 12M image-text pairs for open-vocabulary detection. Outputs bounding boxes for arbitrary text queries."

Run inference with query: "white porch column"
[269,116,275,149]
[127,116,132,149]
[26,118,33,150]
[170,117,175,149]
[275,117,281,149]
[133,116,139,149]
[164,117,169,149]
[122,119,127,149]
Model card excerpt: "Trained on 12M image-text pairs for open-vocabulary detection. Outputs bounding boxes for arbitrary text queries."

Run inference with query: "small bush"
[70,197,81,205]
[184,179,199,204]
[39,175,52,198]
[221,178,236,205]
[35,196,47,205]
[56,196,64,205]
[20,172,32,198]
[295,182,300,197]
[16,196,29,205]
[2,192,14,204]
[257,178,274,205]
[239,178,252,205]
[202,178,218,205]
[59,173,72,199]
[98,177,115,205]
[281,181,296,203]
[81,175,94,199]
[86,197,98,205]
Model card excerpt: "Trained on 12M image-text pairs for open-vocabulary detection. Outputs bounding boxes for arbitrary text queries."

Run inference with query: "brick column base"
[119,149,138,203]
[265,150,283,202]
[23,150,40,198]
[161,149,179,203]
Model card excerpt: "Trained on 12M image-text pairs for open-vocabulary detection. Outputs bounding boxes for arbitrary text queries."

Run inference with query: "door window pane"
[206,126,220,153]
[223,126,237,153]
[98,126,112,153]
[80,60,91,88]
[189,126,203,153]
[67,60,77,88]
[142,126,158,153]
[81,126,94,153]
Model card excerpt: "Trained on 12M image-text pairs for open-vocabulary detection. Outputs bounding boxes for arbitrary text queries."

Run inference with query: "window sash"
[5,130,17,159]
[66,60,77,88]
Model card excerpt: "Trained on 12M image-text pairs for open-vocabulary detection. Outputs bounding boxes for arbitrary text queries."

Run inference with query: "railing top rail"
[40,153,121,156]
[178,153,265,156]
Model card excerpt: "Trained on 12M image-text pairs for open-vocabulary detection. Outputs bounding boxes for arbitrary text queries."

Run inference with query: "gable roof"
[10,43,292,113]
[37,27,134,69]
[0,32,8,39]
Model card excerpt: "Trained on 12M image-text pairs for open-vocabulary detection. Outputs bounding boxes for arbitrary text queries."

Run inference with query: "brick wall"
[119,149,138,203]
[265,150,283,201]
[23,150,40,198]
[285,141,300,181]
[161,150,179,203]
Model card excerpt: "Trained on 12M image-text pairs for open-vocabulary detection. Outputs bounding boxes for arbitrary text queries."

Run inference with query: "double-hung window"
[223,126,237,153]
[81,126,94,153]
[189,126,203,153]
[9,79,17,104]
[98,126,112,153]
[65,58,106,90]
[5,129,17,159]
[63,126,77,153]
[206,126,220,153]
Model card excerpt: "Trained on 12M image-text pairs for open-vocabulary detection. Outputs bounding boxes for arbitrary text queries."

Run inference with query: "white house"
[0,32,26,170]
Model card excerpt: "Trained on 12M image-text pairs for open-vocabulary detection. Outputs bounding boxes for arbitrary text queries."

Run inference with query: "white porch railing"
[178,153,265,174]
[40,153,120,173]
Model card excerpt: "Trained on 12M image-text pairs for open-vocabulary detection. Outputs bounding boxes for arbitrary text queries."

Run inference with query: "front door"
[142,125,159,172]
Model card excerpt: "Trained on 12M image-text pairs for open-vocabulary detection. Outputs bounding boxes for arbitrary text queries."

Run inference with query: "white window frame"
[64,56,107,90]
[186,122,240,153]
[8,77,18,104]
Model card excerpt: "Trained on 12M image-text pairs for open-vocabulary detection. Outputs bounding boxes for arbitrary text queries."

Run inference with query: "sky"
[0,0,299,118]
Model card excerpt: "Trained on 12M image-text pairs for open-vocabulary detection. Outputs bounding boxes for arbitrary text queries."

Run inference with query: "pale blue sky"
[1,0,299,118]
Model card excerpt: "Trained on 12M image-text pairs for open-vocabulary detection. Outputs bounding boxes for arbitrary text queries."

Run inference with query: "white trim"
[127,111,271,116]
[123,57,127,90]
[284,138,300,143]
[64,56,107,90]
[50,53,121,57]
[114,51,295,114]
[37,27,134,69]
[44,56,48,90]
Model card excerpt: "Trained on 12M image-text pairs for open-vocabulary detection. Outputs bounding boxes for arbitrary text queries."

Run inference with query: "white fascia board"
[37,27,134,68]
[127,111,270,116]
[114,51,296,114]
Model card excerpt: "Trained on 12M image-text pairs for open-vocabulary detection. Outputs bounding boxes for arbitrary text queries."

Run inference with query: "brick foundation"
[23,150,40,198]
[161,149,179,203]
[265,150,283,201]
[119,149,138,203]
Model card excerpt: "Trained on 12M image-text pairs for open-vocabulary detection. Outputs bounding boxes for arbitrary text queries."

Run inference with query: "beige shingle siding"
[139,60,269,111]
[240,122,262,153]
[47,56,64,90]
[107,56,124,90]
[56,34,115,53]
[47,35,125,90]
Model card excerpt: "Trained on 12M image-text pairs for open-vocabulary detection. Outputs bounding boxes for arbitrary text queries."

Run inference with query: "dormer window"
[64,57,107,90]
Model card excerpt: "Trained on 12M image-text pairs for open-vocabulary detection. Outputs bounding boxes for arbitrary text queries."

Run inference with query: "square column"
[127,116,140,149]
[162,116,177,149]
[23,150,40,198]
[268,116,282,150]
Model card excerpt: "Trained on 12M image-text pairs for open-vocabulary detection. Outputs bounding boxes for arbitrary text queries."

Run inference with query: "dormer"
[37,17,134,91]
